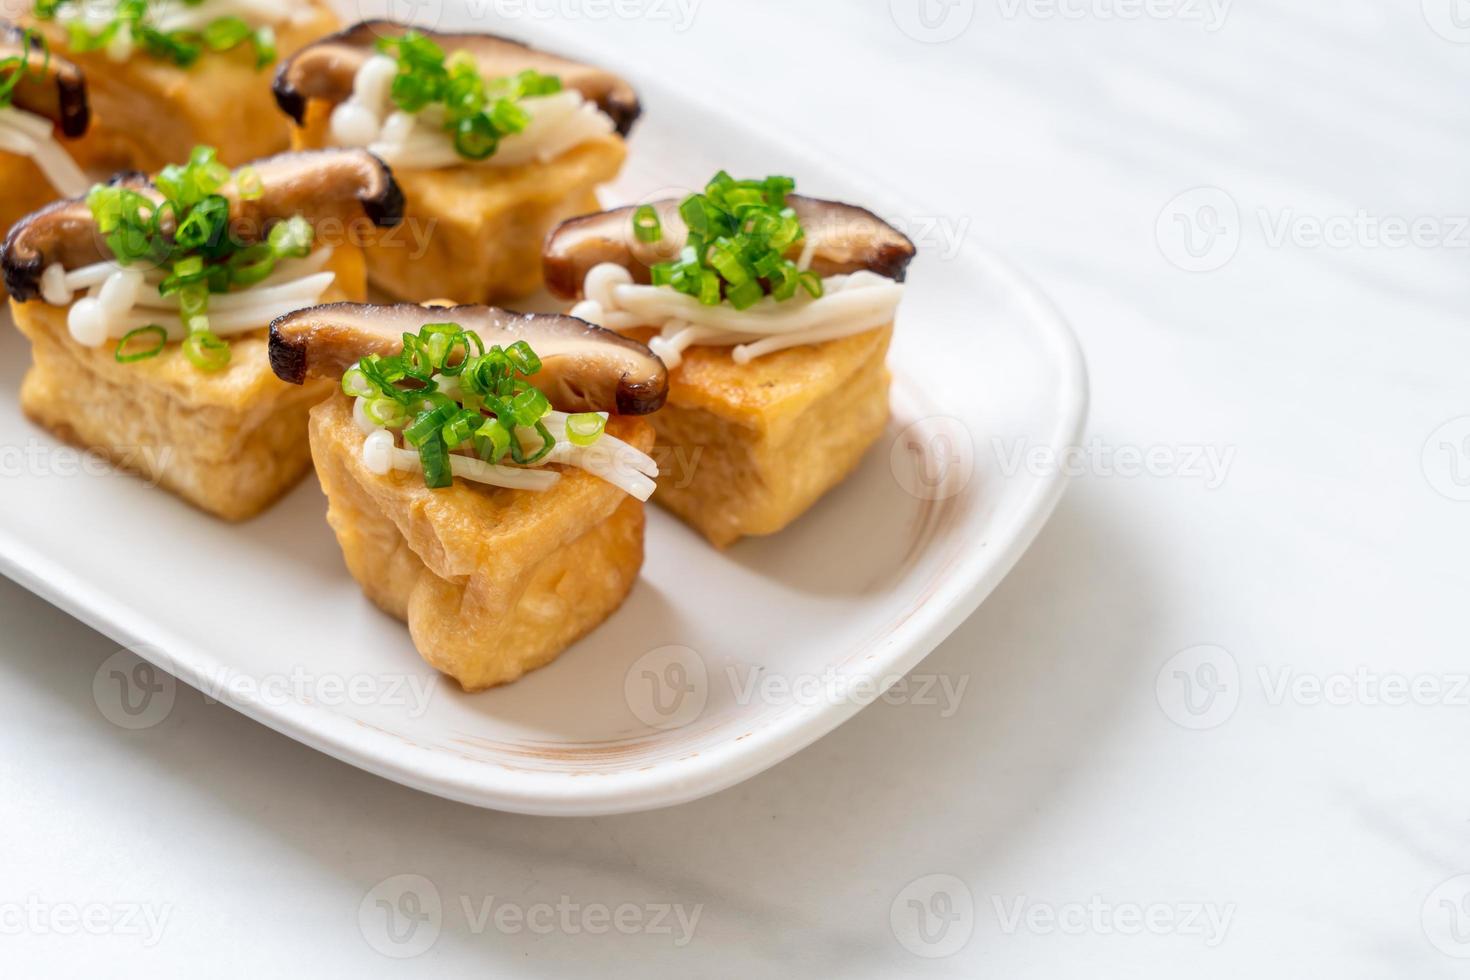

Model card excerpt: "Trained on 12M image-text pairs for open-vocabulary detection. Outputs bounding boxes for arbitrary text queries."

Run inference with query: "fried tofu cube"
[307,392,651,691]
[28,2,339,172]
[293,101,626,303]
[10,244,366,521]
[637,325,893,548]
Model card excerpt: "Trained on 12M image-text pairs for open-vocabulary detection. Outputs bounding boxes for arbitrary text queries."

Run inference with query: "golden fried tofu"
[634,325,893,548]
[290,97,624,305]
[309,392,652,691]
[276,22,638,303]
[27,1,338,172]
[11,245,364,520]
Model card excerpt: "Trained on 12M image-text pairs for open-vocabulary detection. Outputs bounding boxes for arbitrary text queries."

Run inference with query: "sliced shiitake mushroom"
[0,22,88,138]
[542,196,918,300]
[2,148,403,301]
[274,20,641,138]
[269,302,669,416]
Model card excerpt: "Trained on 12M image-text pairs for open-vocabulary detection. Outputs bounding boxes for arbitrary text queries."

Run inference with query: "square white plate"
[0,23,1087,816]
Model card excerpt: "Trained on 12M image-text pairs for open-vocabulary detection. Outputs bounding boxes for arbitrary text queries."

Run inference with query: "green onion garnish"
[0,29,49,111]
[633,205,662,244]
[343,322,593,489]
[114,324,168,363]
[566,413,606,447]
[644,172,823,309]
[375,31,562,163]
[87,144,318,372]
[182,331,229,372]
[34,0,279,70]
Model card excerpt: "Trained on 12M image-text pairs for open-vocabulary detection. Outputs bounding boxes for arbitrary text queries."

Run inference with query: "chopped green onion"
[268,215,313,258]
[342,367,373,398]
[646,172,821,311]
[417,435,453,489]
[114,325,168,363]
[234,165,263,201]
[37,0,278,69]
[505,340,541,376]
[344,322,574,489]
[202,16,250,51]
[473,417,511,462]
[632,205,662,244]
[405,401,458,447]
[181,331,229,371]
[566,413,606,447]
[375,30,563,163]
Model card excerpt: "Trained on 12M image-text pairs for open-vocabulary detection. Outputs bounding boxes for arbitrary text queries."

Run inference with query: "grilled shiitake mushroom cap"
[542,196,917,300]
[0,22,88,138]
[2,147,404,301]
[274,20,641,138]
[270,302,669,416]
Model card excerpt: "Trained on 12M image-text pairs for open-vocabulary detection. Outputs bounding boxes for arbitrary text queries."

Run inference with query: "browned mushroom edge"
[542,195,918,301]
[269,302,669,416]
[0,22,88,138]
[273,19,641,138]
[2,148,404,302]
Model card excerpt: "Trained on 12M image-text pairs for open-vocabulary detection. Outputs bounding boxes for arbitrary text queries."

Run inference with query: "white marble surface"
[4,0,1470,975]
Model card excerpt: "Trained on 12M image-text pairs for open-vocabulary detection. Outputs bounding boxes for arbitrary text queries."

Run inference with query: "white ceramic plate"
[0,23,1087,816]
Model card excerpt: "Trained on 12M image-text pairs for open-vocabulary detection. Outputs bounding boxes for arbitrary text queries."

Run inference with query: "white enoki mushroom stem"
[569,263,905,368]
[48,248,338,347]
[0,106,89,198]
[329,55,614,171]
[353,395,657,500]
